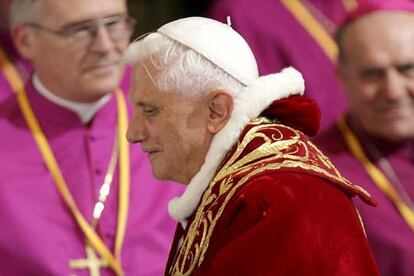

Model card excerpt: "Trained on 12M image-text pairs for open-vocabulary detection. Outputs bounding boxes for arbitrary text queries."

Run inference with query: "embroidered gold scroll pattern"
[172,120,364,275]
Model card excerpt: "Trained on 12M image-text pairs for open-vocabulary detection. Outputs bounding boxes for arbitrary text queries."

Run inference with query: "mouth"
[143,148,160,158]
[378,106,411,118]
[83,61,120,73]
[375,101,413,115]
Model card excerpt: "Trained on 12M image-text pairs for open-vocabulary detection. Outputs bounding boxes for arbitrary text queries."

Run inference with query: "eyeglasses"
[25,14,136,49]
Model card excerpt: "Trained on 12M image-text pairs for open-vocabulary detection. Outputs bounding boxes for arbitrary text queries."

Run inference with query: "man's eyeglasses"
[25,14,136,49]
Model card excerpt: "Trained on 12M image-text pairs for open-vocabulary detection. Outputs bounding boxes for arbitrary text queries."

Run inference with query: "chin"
[152,172,173,182]
[86,63,123,78]
[380,127,414,143]
[84,81,120,99]
[83,67,123,88]
[152,167,185,183]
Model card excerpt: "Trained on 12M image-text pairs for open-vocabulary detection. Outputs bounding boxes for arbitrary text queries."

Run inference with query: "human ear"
[11,25,36,59]
[336,62,354,99]
[207,90,233,134]
[336,63,346,84]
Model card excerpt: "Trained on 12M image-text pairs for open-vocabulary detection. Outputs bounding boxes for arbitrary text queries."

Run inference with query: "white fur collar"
[168,67,305,226]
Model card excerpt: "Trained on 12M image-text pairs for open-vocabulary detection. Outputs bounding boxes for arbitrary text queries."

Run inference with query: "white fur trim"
[168,67,305,225]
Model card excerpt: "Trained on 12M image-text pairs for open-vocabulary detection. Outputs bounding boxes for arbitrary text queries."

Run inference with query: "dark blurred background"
[127,0,210,36]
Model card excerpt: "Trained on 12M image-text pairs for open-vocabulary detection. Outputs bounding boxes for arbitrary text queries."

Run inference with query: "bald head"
[337,11,414,142]
[9,0,43,26]
[338,11,414,65]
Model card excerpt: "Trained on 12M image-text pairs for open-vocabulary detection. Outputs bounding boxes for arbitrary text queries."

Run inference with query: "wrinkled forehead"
[40,0,127,25]
[129,62,198,105]
[131,60,160,86]
[130,62,161,99]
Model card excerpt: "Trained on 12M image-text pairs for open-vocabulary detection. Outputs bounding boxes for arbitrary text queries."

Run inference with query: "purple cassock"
[0,71,184,275]
[314,115,414,276]
[0,31,32,102]
[206,0,351,132]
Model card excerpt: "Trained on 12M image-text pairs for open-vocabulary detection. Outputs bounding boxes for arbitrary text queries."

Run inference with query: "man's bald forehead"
[337,11,414,64]
[348,11,414,32]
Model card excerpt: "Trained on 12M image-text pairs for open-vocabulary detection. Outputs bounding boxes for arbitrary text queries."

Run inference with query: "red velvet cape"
[165,109,379,275]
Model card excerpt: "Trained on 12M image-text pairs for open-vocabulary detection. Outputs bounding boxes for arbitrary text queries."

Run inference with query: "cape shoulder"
[170,118,373,275]
[217,117,372,201]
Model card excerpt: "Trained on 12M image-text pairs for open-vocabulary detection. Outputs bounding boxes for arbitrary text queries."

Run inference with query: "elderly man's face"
[127,64,214,184]
[338,12,414,142]
[14,0,131,102]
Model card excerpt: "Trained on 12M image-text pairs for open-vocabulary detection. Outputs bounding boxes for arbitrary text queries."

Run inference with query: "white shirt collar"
[33,74,112,124]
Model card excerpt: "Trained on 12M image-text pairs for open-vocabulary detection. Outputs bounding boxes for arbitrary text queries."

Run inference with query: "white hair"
[10,0,43,26]
[124,32,245,98]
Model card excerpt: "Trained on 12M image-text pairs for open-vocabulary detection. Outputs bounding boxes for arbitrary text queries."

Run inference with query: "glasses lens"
[106,17,135,41]
[66,28,93,49]
[64,15,135,49]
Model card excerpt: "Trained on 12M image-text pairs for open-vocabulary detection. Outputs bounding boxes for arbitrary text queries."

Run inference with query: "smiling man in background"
[314,1,414,275]
[0,0,182,275]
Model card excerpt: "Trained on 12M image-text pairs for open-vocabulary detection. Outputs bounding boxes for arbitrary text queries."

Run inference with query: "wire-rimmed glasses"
[25,14,136,49]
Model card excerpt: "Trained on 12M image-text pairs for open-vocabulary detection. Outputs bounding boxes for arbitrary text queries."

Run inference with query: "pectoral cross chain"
[69,245,108,276]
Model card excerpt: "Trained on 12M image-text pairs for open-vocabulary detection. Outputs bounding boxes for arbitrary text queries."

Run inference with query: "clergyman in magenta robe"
[314,1,414,275]
[315,115,414,276]
[0,0,183,274]
[0,71,183,275]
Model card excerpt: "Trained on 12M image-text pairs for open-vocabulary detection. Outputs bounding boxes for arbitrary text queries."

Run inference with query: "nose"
[383,69,407,101]
[126,114,147,144]
[90,25,115,52]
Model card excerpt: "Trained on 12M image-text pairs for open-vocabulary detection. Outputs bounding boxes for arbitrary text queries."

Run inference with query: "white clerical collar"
[33,74,112,124]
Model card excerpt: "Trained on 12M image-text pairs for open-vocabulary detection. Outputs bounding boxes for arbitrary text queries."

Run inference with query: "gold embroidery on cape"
[171,119,368,275]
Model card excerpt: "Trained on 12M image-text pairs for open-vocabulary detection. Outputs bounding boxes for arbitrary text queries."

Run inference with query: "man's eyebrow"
[131,100,148,108]
[137,102,155,108]
[60,13,125,29]
[397,63,414,70]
